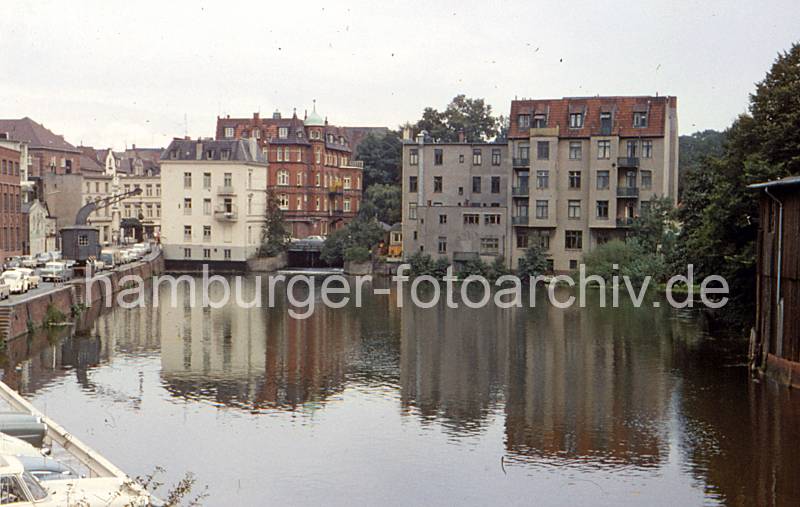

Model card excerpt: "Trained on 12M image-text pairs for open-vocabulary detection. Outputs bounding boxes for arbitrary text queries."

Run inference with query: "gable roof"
[0,117,80,153]
[161,138,267,164]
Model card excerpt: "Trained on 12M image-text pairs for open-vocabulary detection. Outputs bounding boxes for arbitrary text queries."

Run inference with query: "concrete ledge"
[344,260,373,276]
[247,253,288,272]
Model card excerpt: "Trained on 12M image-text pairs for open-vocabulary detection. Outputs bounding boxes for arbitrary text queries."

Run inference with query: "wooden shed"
[749,176,800,387]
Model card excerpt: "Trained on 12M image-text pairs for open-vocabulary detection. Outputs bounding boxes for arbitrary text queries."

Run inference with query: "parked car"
[20,256,37,269]
[0,455,154,506]
[5,257,22,269]
[39,262,71,283]
[133,242,151,254]
[1,270,29,294]
[0,282,9,300]
[100,249,120,269]
[12,268,39,289]
[92,259,105,272]
[34,252,52,267]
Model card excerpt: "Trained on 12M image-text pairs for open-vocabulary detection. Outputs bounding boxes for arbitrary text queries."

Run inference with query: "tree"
[258,190,290,257]
[414,95,500,142]
[517,245,549,280]
[320,215,385,266]
[583,239,666,287]
[355,131,402,187]
[630,196,676,255]
[361,184,401,225]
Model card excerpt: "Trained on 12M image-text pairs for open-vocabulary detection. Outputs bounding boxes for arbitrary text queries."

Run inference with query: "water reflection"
[1,276,798,505]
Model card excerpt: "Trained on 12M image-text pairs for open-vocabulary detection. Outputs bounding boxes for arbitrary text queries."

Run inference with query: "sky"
[0,0,797,150]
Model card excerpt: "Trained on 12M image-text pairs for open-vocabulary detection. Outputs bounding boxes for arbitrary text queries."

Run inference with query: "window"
[315,197,321,210]
[278,127,289,138]
[535,200,549,219]
[224,173,232,187]
[344,199,351,212]
[568,200,581,219]
[463,213,479,225]
[517,114,530,128]
[569,141,582,160]
[472,176,481,193]
[224,249,231,260]
[570,260,578,270]
[409,176,418,193]
[537,141,550,160]
[569,112,584,128]
[626,140,638,158]
[78,234,89,246]
[315,149,321,164]
[641,200,651,214]
[184,226,192,241]
[433,176,443,193]
[533,114,547,128]
[343,176,351,189]
[439,214,447,224]
[183,172,192,188]
[533,231,550,250]
[633,111,648,128]
[221,149,230,160]
[491,176,500,193]
[458,154,464,163]
[472,149,482,165]
[536,170,549,189]
[569,171,581,189]
[518,145,530,160]
[203,172,211,189]
[277,170,289,186]
[484,214,501,225]
[183,198,192,215]
[203,198,211,215]
[278,194,289,210]
[434,149,443,165]
[480,237,499,254]
[409,203,417,220]
[597,140,611,159]
[203,225,211,241]
[315,172,321,187]
[156,204,161,217]
[409,148,419,165]
[596,200,609,219]
[156,184,161,196]
[642,140,653,158]
[224,127,234,138]
[145,184,152,196]
[597,170,610,189]
[641,170,653,189]
[491,149,501,166]
[565,230,583,250]
[203,248,211,259]
[516,232,529,249]
[438,237,447,254]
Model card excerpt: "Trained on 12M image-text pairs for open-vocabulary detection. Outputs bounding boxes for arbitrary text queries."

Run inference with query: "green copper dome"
[305,101,325,126]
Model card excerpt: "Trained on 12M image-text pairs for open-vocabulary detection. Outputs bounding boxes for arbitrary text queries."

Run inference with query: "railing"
[512,186,529,197]
[617,186,639,198]
[340,160,364,169]
[214,204,238,221]
[217,185,236,195]
[617,157,640,168]
[616,217,635,227]
[512,158,529,167]
[512,215,529,225]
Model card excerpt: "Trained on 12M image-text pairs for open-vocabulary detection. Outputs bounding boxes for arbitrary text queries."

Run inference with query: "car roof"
[0,455,25,475]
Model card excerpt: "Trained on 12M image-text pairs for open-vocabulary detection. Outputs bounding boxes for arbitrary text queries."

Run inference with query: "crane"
[74,187,143,226]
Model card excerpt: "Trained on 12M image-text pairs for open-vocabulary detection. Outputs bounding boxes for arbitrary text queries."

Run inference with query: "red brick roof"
[508,96,675,139]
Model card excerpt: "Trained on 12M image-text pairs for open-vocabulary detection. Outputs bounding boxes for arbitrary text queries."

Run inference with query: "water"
[2,275,799,506]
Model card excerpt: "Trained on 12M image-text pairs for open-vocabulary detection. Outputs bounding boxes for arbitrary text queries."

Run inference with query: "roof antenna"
[313,99,317,112]
[184,113,188,137]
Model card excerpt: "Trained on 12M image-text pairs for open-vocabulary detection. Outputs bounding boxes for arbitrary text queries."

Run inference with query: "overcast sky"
[1,0,797,149]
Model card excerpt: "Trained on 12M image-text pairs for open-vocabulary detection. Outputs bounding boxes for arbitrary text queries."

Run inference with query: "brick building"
[216,106,364,238]
[0,144,23,261]
[0,117,81,178]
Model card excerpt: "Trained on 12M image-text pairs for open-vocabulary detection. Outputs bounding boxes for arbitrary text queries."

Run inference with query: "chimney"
[458,130,465,143]
[402,126,412,141]
[195,139,203,160]
[273,110,281,120]
[253,112,260,120]
[132,143,136,150]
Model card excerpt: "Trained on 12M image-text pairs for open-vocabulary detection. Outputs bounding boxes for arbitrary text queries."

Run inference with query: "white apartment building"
[160,138,267,268]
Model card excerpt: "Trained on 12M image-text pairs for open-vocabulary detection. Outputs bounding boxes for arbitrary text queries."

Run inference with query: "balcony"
[217,185,236,195]
[616,217,635,227]
[512,186,529,197]
[512,158,529,168]
[617,186,639,198]
[512,215,529,225]
[340,160,364,169]
[213,205,238,221]
[617,157,640,168]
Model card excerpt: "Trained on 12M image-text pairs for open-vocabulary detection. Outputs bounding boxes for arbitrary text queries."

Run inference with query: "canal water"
[2,275,799,506]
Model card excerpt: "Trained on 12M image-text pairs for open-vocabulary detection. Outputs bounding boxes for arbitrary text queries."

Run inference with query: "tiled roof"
[0,117,80,152]
[78,147,105,172]
[161,138,267,163]
[508,96,675,139]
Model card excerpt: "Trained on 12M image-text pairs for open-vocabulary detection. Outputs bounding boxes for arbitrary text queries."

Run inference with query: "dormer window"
[253,129,261,139]
[224,127,234,138]
[517,114,530,128]
[533,114,547,128]
[220,149,231,160]
[278,127,288,138]
[297,131,304,139]
[242,130,249,138]
[339,136,344,145]
[569,112,584,128]
[633,112,648,128]
[170,150,178,160]
[205,149,215,159]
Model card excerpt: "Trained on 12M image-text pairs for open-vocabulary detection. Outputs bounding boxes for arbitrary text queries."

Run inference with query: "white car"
[20,256,38,269]
[12,268,40,289]
[1,270,29,294]
[39,262,70,283]
[0,455,154,506]
[0,282,8,300]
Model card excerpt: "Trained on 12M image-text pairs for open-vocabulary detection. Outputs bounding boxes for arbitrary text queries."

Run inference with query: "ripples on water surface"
[1,276,798,506]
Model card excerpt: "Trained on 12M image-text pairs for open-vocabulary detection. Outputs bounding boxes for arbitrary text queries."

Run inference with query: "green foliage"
[414,95,500,142]
[517,244,549,280]
[360,183,401,225]
[320,216,384,266]
[631,196,677,255]
[432,257,452,279]
[355,131,402,187]
[488,256,511,281]
[674,43,800,329]
[583,239,665,288]
[343,245,371,263]
[460,259,490,279]
[259,189,290,257]
[42,304,67,328]
[678,130,727,196]
[408,251,435,276]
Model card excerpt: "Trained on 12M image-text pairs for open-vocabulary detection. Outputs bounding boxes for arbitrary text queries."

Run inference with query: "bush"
[343,245,371,263]
[460,259,490,279]
[432,257,451,279]
[408,251,434,276]
[488,256,511,281]
[583,239,666,287]
[517,245,549,280]
[42,304,67,328]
